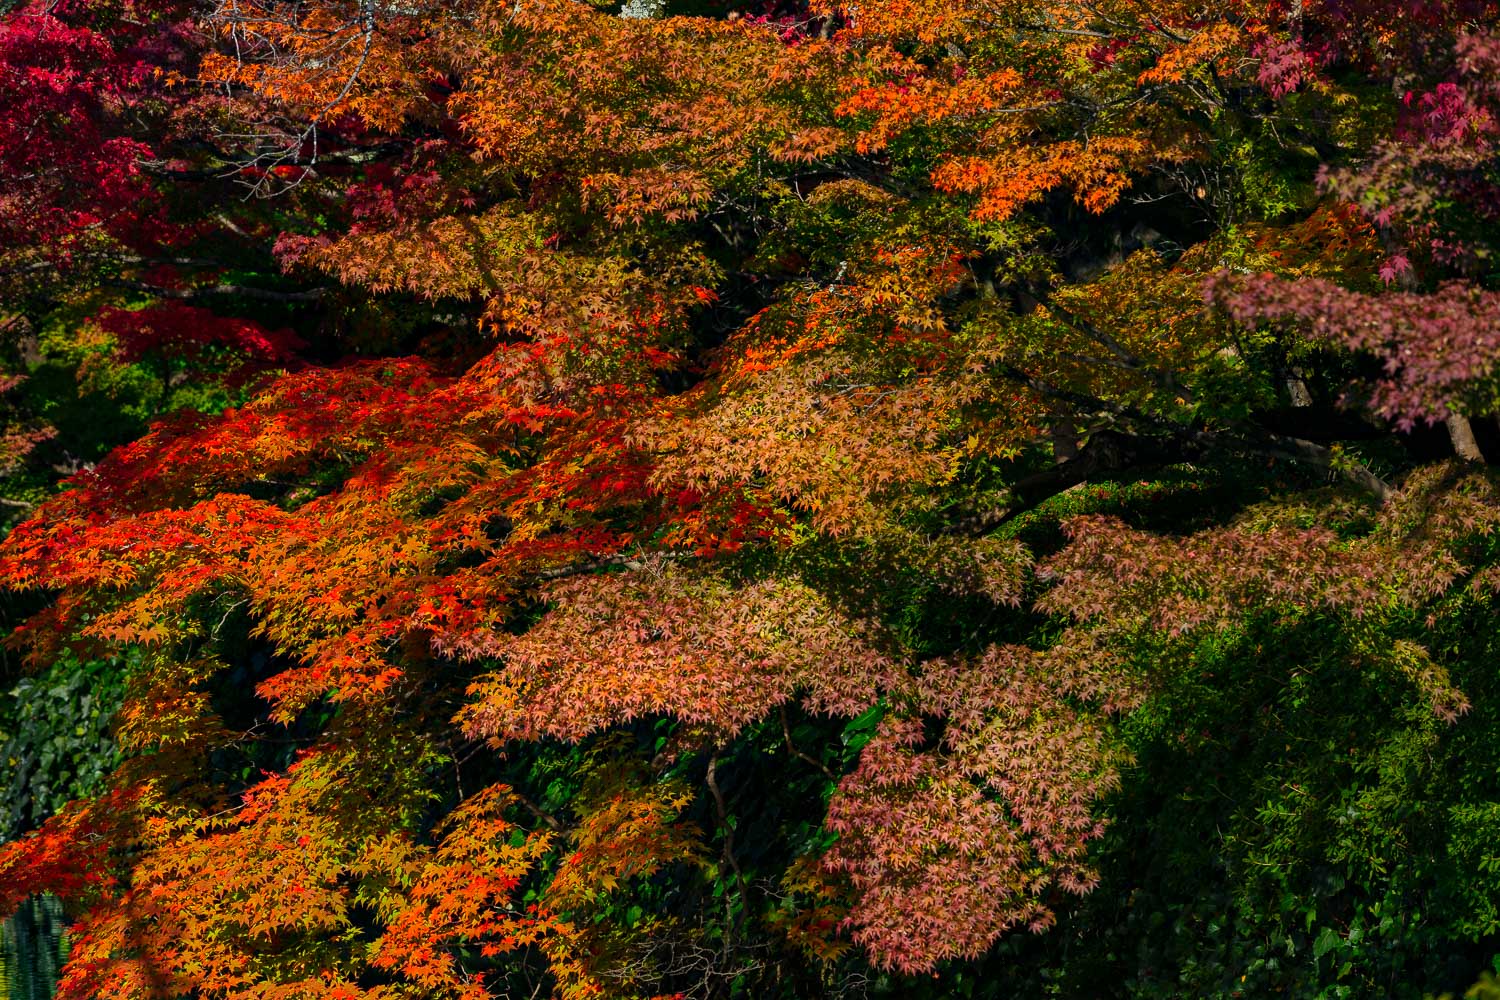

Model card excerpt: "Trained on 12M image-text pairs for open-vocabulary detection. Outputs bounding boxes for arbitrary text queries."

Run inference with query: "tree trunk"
[1446,412,1485,462]
[1050,416,1079,465]
[1285,368,1313,407]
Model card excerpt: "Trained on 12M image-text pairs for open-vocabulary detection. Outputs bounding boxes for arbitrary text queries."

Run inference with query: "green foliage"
[5,0,1500,997]
[0,649,129,840]
[883,592,1500,1000]
[1431,971,1500,1000]
[1225,135,1317,222]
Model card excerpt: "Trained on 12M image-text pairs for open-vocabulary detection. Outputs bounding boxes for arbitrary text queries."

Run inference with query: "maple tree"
[2,0,1500,996]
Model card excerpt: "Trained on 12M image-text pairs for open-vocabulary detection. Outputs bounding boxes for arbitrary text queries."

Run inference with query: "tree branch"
[962,366,1396,527]
[1020,284,1194,401]
[533,549,697,582]
[103,279,329,303]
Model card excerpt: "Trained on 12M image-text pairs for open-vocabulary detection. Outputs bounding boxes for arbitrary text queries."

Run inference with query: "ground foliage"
[1,0,1500,996]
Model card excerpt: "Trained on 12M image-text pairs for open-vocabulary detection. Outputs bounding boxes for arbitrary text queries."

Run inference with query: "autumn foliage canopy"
[2,0,1500,995]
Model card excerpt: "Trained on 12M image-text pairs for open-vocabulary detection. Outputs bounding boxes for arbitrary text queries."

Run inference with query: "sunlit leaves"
[4,0,1500,992]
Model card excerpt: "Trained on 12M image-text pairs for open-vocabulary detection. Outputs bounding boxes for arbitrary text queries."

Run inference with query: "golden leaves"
[580,167,715,226]
[813,0,977,44]
[459,563,896,743]
[199,0,450,133]
[455,0,829,197]
[640,356,963,537]
[839,67,1025,155]
[933,135,1151,220]
[821,2,1277,223]
[371,784,557,997]
[546,771,703,910]
[14,756,568,1000]
[0,0,1390,988]
[1136,21,1247,86]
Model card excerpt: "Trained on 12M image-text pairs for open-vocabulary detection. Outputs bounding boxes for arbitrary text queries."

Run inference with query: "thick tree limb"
[0,255,231,278]
[533,549,698,582]
[962,366,1396,529]
[103,279,329,303]
[137,140,410,180]
[1445,413,1485,463]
